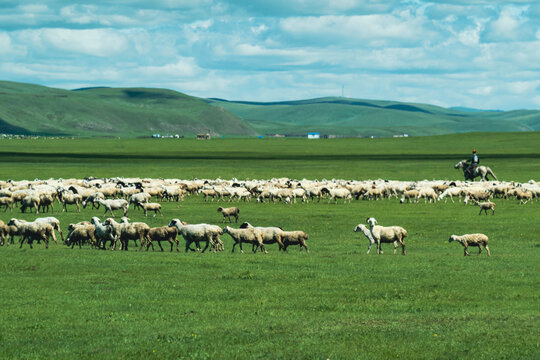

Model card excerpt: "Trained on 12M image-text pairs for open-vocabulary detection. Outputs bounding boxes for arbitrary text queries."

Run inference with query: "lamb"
[98,198,129,217]
[217,207,240,223]
[475,201,495,215]
[147,226,179,252]
[20,195,40,213]
[140,202,162,217]
[281,230,309,252]
[168,218,222,253]
[354,223,396,254]
[103,217,151,251]
[222,226,266,253]
[448,234,490,256]
[7,218,56,249]
[366,217,407,255]
[64,223,97,249]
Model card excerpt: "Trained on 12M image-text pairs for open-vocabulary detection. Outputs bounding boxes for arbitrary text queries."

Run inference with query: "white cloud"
[34,28,131,57]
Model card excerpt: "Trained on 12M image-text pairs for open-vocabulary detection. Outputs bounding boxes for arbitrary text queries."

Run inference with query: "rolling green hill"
[0,81,257,137]
[206,97,540,137]
[1,81,539,137]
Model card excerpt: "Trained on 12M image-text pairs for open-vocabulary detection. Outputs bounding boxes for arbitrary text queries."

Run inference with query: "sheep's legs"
[463,246,470,256]
[485,245,491,256]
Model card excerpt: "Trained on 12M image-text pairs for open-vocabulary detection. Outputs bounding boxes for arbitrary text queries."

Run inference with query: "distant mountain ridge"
[206,97,540,137]
[0,81,539,137]
[0,81,257,137]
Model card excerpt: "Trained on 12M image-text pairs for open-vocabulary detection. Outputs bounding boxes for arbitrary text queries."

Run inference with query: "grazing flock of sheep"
[0,177,537,255]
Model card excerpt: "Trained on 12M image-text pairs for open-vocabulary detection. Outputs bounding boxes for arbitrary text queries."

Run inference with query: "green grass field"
[0,133,539,359]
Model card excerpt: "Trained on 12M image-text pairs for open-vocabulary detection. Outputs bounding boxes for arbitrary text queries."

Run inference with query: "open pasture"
[0,133,539,359]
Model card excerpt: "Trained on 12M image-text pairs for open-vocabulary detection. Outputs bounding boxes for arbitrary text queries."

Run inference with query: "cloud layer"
[1,1,539,109]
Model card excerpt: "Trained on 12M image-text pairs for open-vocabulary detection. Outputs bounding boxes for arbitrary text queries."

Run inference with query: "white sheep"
[168,218,222,253]
[354,223,395,254]
[222,226,266,253]
[58,190,82,213]
[98,198,129,217]
[475,201,495,215]
[34,217,63,243]
[140,202,162,217]
[90,217,117,249]
[7,218,56,249]
[239,222,285,251]
[366,217,407,255]
[448,234,490,256]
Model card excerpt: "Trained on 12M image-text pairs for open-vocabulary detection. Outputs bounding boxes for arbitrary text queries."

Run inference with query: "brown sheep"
[281,230,309,252]
[104,217,151,251]
[64,223,97,249]
[449,234,490,256]
[217,207,239,223]
[147,226,179,252]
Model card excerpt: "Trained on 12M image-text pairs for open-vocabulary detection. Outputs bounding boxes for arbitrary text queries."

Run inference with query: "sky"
[1,0,539,110]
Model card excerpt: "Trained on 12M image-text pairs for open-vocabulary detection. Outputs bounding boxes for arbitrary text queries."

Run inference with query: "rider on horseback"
[466,149,479,177]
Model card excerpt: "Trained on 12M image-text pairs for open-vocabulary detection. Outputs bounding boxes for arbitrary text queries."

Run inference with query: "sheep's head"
[399,197,405,203]
[91,216,100,224]
[366,217,377,227]
[217,207,223,213]
[120,217,130,223]
[448,235,457,243]
[7,218,17,226]
[353,224,364,232]
[223,226,231,233]
[239,222,252,229]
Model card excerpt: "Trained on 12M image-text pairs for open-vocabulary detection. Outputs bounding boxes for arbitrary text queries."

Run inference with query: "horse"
[454,160,498,181]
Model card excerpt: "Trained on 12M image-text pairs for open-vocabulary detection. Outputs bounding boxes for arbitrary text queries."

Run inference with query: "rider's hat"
[472,149,476,153]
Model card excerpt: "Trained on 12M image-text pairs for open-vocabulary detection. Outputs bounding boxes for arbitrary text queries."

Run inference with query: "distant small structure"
[307,132,320,139]
[197,133,211,140]
[393,134,409,138]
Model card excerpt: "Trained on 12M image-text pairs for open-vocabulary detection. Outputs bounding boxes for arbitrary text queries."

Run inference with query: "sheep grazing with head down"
[448,234,490,256]
[366,217,407,255]
[217,207,239,223]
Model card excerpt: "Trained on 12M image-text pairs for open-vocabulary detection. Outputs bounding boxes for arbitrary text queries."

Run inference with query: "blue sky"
[1,0,539,110]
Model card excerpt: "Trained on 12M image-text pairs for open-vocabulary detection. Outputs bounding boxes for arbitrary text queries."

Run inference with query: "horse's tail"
[487,167,498,181]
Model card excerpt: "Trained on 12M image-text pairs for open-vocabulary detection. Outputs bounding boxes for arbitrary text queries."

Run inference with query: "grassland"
[0,133,539,359]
